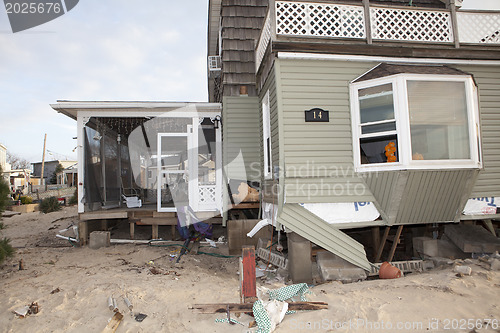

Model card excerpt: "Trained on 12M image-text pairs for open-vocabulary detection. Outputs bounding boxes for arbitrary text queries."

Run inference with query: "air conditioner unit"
[208,55,221,77]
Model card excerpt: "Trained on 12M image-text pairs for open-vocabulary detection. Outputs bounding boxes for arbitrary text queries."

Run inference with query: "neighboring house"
[32,160,77,185]
[50,102,222,214]
[207,0,500,272]
[52,1,500,278]
[0,143,12,182]
[0,143,10,171]
[61,163,78,186]
[0,144,7,170]
[5,169,31,193]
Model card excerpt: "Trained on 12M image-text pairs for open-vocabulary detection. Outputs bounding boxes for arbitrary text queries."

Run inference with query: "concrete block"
[89,231,110,249]
[316,251,367,283]
[422,260,435,270]
[437,239,467,259]
[413,237,438,257]
[414,236,467,259]
[287,232,312,284]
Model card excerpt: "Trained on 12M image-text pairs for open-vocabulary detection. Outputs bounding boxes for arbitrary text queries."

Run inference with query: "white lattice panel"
[457,12,500,44]
[256,11,272,71]
[276,1,365,39]
[370,7,453,42]
[199,185,216,205]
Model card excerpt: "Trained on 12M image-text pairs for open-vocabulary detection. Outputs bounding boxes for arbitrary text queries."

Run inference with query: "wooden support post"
[152,224,159,240]
[78,220,88,245]
[101,219,107,231]
[375,226,390,263]
[362,0,372,44]
[40,133,47,188]
[171,225,176,239]
[482,219,496,237]
[130,221,135,240]
[449,1,460,48]
[241,246,257,303]
[387,225,404,262]
[371,226,380,260]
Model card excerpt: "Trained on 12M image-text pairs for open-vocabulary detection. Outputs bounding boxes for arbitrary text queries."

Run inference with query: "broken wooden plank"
[241,246,257,303]
[482,220,497,237]
[102,311,123,333]
[191,302,329,314]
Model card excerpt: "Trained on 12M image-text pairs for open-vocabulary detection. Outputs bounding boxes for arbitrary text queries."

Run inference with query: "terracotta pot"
[379,262,402,279]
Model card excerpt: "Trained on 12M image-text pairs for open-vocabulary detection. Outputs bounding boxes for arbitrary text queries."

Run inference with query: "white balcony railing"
[256,1,500,71]
[457,11,500,43]
[370,6,453,42]
[276,2,366,38]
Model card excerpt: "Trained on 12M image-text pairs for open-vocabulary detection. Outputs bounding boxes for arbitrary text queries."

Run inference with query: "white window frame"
[350,74,482,172]
[262,90,272,179]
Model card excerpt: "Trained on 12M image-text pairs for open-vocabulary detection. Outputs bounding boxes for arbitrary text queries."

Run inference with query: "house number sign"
[305,108,329,122]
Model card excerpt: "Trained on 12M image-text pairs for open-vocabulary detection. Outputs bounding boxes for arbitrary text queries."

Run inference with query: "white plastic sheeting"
[463,197,498,215]
[300,202,380,224]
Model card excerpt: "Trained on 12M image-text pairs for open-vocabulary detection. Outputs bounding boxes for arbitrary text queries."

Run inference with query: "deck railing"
[255,1,500,71]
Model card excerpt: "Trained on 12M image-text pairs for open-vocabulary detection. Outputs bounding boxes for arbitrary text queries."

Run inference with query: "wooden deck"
[78,205,223,244]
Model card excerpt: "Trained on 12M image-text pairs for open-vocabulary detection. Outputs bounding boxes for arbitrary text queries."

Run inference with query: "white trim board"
[277,52,500,66]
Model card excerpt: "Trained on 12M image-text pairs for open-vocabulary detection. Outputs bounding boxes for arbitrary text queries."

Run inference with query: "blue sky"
[0,0,498,163]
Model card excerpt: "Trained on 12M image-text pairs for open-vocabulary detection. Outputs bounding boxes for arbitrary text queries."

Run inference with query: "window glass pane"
[408,81,470,160]
[361,121,396,135]
[359,83,395,124]
[360,135,398,164]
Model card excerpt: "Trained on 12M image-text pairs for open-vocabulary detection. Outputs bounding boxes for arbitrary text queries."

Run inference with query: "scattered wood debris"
[191,301,328,314]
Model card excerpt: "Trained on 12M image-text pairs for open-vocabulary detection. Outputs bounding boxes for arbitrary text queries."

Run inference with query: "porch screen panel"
[127,117,192,204]
[84,127,103,205]
[103,133,120,202]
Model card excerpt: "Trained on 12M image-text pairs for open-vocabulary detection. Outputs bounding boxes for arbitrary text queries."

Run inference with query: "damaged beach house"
[51,0,500,282]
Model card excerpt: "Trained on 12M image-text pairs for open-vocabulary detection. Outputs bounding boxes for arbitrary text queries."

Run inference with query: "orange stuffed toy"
[385,141,397,163]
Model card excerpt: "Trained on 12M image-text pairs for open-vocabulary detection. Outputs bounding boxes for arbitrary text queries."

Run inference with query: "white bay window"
[350,72,481,171]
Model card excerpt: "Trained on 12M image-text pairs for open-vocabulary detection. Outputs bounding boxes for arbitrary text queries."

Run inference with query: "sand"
[0,207,499,332]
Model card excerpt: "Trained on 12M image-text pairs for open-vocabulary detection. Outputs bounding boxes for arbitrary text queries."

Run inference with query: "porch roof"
[50,101,222,120]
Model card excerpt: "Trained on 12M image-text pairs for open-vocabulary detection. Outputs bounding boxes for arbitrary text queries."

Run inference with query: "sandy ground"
[0,207,499,333]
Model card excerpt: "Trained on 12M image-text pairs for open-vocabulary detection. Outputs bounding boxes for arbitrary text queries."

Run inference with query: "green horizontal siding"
[222,96,260,182]
[278,204,371,271]
[457,65,500,198]
[277,58,377,202]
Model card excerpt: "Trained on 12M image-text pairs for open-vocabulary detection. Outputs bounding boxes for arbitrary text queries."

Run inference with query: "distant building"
[61,162,78,186]
[0,143,8,170]
[5,169,32,193]
[0,143,11,182]
[31,160,77,185]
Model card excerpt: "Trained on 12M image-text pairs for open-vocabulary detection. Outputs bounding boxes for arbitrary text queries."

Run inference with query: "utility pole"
[40,133,47,188]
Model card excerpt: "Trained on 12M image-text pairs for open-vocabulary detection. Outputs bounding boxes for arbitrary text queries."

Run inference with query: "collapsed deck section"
[278,203,372,271]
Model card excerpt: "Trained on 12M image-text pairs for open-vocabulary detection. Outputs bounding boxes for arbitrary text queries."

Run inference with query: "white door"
[157,132,190,212]
[157,118,222,213]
